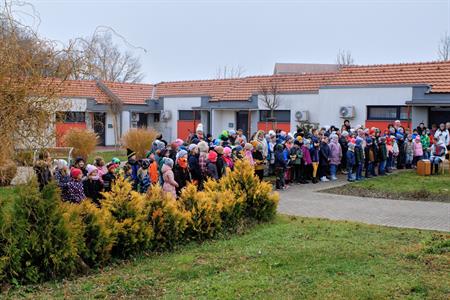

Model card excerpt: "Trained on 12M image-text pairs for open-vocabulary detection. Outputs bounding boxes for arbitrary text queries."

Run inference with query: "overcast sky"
[25,0,450,82]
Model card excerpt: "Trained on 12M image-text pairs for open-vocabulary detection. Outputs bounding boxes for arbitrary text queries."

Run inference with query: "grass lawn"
[324,170,450,202]
[0,186,18,202]
[5,216,449,299]
[87,150,127,164]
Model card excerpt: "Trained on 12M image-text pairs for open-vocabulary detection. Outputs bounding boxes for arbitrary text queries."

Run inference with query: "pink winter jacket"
[162,164,178,198]
[413,141,423,157]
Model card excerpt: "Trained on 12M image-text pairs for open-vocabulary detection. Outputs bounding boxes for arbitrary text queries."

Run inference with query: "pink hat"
[223,147,232,156]
[86,164,97,175]
[415,136,421,141]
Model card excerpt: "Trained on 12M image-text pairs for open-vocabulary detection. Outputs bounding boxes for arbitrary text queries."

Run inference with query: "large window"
[179,110,201,121]
[259,110,291,122]
[367,106,410,120]
[57,112,86,123]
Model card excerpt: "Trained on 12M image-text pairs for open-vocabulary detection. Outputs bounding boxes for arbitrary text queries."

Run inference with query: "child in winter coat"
[74,157,87,177]
[147,155,159,185]
[188,144,202,186]
[301,139,312,183]
[404,135,414,169]
[102,162,117,192]
[173,150,190,195]
[364,138,377,178]
[83,164,104,206]
[392,136,399,170]
[354,138,364,180]
[378,136,388,175]
[289,140,303,183]
[206,151,219,180]
[396,134,406,169]
[162,158,178,198]
[223,146,234,170]
[64,168,85,203]
[244,143,255,166]
[346,143,356,182]
[310,138,320,184]
[214,146,225,179]
[412,136,424,167]
[274,144,287,189]
[421,131,431,159]
[137,159,151,193]
[319,136,331,182]
[198,141,209,180]
[328,134,342,181]
[253,143,266,181]
[126,148,139,190]
[386,137,393,172]
[94,157,107,182]
[34,151,52,191]
[54,159,70,200]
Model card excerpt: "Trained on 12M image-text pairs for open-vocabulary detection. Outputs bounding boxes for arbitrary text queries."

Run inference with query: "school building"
[56,61,450,146]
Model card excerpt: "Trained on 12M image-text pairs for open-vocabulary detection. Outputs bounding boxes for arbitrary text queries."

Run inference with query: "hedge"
[0,160,279,285]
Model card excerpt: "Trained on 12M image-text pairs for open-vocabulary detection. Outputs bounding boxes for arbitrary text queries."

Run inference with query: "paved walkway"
[277,179,450,232]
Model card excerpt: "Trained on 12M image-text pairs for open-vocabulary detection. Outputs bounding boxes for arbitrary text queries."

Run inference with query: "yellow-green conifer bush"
[203,179,245,232]
[144,185,191,251]
[0,182,81,284]
[102,178,153,257]
[63,201,117,267]
[219,160,279,221]
[179,184,223,240]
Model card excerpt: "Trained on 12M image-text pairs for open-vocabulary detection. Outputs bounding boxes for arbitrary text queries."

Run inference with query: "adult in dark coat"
[319,137,331,180]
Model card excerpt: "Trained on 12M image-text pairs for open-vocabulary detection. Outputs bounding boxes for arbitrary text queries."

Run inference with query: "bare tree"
[71,32,145,83]
[438,32,450,61]
[336,49,355,68]
[215,65,246,79]
[259,82,280,122]
[0,0,76,162]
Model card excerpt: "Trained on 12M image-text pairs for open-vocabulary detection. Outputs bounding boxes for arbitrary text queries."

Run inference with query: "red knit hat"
[71,168,82,179]
[208,151,217,163]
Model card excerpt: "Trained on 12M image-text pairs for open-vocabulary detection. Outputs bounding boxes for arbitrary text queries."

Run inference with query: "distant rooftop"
[274,63,339,75]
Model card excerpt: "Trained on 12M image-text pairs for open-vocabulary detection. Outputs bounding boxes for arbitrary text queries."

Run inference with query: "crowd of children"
[33,120,450,204]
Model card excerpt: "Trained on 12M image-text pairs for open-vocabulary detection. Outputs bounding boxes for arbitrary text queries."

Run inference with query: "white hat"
[196,123,204,133]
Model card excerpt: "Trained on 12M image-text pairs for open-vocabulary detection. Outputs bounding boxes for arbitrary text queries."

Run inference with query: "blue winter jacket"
[346,150,355,167]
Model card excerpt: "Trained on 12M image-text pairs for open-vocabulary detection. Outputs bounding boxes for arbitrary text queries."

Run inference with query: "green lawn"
[325,171,450,202]
[87,150,127,164]
[5,216,449,299]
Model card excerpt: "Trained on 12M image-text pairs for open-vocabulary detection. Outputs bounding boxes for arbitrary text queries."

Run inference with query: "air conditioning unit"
[161,110,171,121]
[131,112,139,121]
[339,106,355,119]
[295,110,309,121]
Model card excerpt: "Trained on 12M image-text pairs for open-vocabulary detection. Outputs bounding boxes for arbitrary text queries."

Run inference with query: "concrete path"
[277,179,450,232]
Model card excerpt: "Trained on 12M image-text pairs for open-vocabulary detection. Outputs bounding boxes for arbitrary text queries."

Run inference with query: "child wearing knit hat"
[83,164,104,206]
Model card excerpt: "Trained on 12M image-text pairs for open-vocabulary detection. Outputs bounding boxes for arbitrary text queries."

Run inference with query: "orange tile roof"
[329,61,450,92]
[54,61,450,105]
[57,80,152,104]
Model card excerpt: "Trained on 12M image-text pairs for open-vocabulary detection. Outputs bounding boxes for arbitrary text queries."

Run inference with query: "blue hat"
[366,138,373,144]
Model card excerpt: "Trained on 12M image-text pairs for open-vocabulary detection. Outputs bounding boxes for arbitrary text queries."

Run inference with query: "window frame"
[57,111,86,123]
[259,110,291,122]
[366,105,410,121]
[178,110,201,121]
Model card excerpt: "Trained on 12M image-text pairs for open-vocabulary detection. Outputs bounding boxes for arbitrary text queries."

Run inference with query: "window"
[57,112,86,123]
[179,110,201,121]
[259,110,291,122]
[367,106,410,120]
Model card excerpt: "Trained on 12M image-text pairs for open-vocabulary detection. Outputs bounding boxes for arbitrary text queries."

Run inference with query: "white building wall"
[318,87,413,127]
[105,112,116,146]
[163,97,202,141]
[121,111,130,135]
[411,107,428,126]
[211,110,236,137]
[258,93,320,132]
